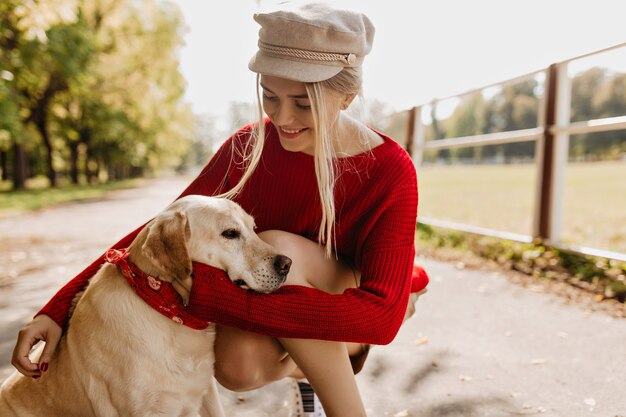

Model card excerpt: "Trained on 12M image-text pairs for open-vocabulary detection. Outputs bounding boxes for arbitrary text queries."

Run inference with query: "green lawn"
[417,161,626,255]
[0,179,142,215]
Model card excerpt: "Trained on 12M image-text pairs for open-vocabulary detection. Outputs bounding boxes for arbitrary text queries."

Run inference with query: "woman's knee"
[258,230,317,287]
[258,230,311,256]
[258,230,356,292]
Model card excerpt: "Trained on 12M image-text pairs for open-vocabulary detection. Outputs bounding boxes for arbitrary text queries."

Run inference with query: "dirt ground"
[1,177,625,416]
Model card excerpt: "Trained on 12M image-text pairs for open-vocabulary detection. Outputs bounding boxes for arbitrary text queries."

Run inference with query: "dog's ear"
[142,210,193,305]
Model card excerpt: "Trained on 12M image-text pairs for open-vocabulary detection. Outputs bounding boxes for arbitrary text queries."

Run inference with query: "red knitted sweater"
[38,121,428,345]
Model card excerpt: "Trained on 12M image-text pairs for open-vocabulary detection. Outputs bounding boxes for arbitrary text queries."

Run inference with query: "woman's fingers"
[11,315,62,378]
[38,325,62,372]
[11,328,42,377]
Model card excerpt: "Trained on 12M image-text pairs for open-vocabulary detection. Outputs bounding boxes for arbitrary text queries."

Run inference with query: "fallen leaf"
[416,337,429,346]
[394,410,409,417]
[458,375,472,381]
[583,398,596,407]
[531,359,547,365]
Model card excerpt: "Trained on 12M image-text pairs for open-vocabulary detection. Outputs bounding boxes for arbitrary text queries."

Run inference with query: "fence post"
[535,63,570,243]
[406,106,424,169]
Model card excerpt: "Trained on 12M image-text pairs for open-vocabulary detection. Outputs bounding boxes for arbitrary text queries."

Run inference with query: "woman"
[12,4,428,417]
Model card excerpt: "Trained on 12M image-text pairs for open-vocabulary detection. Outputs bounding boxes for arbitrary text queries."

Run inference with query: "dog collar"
[104,248,209,330]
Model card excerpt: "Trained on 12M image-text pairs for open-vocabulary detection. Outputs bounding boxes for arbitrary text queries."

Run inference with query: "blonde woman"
[11,4,429,417]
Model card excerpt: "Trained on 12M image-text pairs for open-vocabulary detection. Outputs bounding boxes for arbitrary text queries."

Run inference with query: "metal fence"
[396,42,626,261]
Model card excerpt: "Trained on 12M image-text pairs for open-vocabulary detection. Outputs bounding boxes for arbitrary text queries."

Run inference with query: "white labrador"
[0,194,291,417]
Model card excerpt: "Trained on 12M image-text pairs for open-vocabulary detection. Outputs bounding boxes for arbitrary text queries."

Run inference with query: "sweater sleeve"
[36,133,242,328]
[187,170,419,345]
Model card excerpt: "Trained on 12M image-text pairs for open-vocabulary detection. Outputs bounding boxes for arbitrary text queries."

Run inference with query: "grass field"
[0,179,142,215]
[417,161,626,255]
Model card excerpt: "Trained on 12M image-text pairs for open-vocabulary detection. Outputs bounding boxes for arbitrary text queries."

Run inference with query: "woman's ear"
[341,94,357,110]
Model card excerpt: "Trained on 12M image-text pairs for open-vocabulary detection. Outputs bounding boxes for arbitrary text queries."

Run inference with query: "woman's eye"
[262,93,277,101]
[221,229,240,239]
[296,102,311,110]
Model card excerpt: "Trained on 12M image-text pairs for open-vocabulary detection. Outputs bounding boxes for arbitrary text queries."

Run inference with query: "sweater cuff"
[36,303,68,329]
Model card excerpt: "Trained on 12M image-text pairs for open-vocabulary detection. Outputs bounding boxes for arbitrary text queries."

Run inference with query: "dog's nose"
[273,255,292,276]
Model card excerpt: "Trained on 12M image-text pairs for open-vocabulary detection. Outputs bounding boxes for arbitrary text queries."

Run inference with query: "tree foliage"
[570,68,626,161]
[0,0,193,189]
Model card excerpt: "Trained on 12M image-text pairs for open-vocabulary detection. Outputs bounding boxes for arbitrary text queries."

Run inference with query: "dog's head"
[133,195,291,305]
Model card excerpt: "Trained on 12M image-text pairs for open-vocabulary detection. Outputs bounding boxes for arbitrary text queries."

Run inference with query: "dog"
[0,194,292,417]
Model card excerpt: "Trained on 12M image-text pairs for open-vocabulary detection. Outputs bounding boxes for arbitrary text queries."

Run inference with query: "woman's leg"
[280,338,366,417]
[213,325,297,391]
[213,230,366,415]
[214,330,366,417]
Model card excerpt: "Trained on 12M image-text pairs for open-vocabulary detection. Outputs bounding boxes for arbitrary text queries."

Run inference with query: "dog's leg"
[198,378,226,417]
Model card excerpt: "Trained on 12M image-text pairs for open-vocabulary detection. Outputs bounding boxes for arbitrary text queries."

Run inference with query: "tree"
[570,68,626,160]
[481,80,539,162]
[1,0,86,188]
[446,93,485,161]
[1,0,193,189]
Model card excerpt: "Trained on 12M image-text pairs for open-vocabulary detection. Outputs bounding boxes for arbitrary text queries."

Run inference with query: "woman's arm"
[11,129,253,376]
[189,246,414,345]
[188,172,419,345]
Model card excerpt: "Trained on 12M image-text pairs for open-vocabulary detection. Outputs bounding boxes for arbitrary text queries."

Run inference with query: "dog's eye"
[221,229,240,239]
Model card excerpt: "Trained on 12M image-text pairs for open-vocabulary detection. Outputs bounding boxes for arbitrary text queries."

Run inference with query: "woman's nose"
[273,103,294,125]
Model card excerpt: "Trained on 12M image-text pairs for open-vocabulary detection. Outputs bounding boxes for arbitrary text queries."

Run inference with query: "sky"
[169,0,626,119]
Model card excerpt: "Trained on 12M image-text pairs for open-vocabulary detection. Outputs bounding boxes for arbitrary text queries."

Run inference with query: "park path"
[1,177,625,416]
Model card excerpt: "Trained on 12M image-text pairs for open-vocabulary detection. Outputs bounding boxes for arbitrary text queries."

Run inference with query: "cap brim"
[248,52,343,83]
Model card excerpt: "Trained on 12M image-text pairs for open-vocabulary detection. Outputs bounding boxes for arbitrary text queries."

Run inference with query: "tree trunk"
[69,142,79,184]
[0,150,8,181]
[23,73,67,188]
[34,117,57,187]
[12,142,27,190]
[85,144,99,184]
[78,128,92,184]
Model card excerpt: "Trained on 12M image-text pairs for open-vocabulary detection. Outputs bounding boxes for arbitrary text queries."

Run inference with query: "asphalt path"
[1,177,624,416]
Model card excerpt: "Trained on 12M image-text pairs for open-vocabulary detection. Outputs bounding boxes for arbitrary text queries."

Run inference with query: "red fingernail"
[40,362,48,372]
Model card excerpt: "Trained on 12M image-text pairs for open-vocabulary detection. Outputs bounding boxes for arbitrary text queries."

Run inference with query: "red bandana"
[104,248,209,330]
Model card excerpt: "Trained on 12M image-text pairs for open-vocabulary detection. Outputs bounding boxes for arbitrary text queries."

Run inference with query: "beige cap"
[248,3,375,83]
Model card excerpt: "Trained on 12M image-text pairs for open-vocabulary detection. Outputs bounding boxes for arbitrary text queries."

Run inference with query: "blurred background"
[2,5,625,413]
[1,0,625,259]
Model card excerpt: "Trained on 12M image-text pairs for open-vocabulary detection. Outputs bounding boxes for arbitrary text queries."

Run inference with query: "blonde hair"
[221,67,364,258]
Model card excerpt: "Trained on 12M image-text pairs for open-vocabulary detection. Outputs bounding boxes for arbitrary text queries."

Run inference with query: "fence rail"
[398,42,626,262]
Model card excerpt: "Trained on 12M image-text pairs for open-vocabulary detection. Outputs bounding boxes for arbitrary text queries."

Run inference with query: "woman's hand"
[11,315,61,377]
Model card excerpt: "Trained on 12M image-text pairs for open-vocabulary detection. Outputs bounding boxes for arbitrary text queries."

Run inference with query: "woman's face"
[260,75,341,155]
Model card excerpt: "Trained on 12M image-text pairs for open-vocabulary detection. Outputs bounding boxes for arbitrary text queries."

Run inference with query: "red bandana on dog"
[104,248,209,330]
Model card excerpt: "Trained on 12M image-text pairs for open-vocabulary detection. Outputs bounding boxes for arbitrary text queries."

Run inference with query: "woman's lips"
[279,127,307,140]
